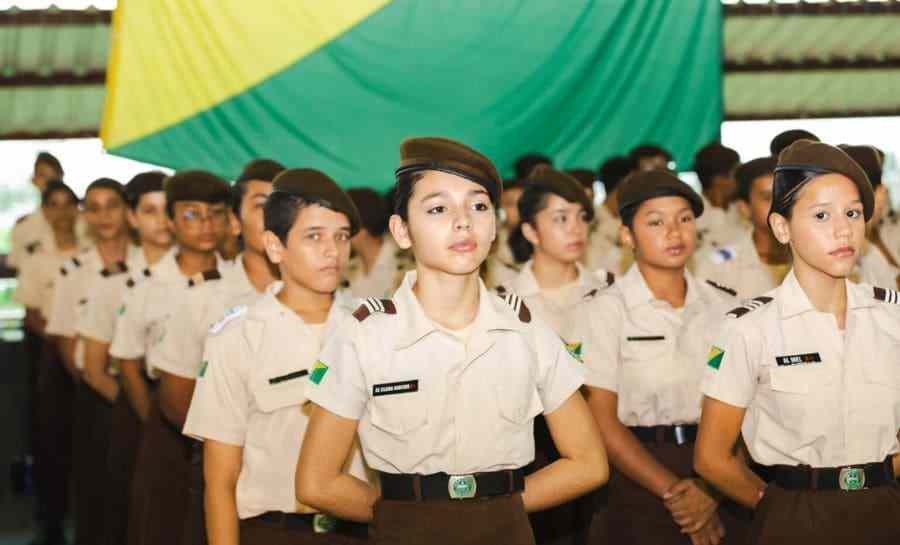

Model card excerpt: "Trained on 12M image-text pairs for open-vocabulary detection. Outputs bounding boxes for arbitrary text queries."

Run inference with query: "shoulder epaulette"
[584,288,599,301]
[126,278,136,288]
[353,297,397,322]
[209,305,248,335]
[873,286,900,304]
[187,269,222,287]
[59,266,68,276]
[142,268,152,278]
[706,279,737,297]
[70,257,82,268]
[100,261,129,277]
[495,285,508,296]
[497,291,532,323]
[25,241,41,255]
[726,296,773,318]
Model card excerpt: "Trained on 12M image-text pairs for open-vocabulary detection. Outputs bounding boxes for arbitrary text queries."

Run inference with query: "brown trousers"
[372,494,536,545]
[32,339,73,535]
[126,399,192,545]
[73,381,112,545]
[592,442,751,545]
[181,441,208,545]
[101,393,143,545]
[239,516,367,545]
[751,483,900,545]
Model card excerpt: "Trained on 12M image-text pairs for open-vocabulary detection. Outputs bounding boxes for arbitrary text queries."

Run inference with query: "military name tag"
[373,380,419,397]
[775,353,822,366]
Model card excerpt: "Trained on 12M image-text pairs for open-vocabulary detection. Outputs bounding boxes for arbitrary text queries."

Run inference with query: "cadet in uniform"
[695,141,900,545]
[109,171,232,545]
[185,169,371,545]
[579,170,747,545]
[8,152,66,270]
[695,157,791,299]
[500,165,613,545]
[44,178,137,545]
[76,171,173,545]
[584,156,632,276]
[296,137,608,545]
[693,143,745,249]
[156,159,283,545]
[12,180,80,545]
[345,187,413,298]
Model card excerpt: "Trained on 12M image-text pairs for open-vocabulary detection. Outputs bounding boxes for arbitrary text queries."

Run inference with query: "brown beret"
[527,165,594,221]
[776,140,874,220]
[396,137,502,205]
[617,170,704,219]
[770,129,820,156]
[272,168,361,236]
[838,144,884,187]
[165,170,231,207]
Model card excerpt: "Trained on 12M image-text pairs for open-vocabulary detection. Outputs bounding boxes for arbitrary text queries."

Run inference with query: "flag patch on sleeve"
[310,361,329,385]
[565,341,583,362]
[707,346,725,370]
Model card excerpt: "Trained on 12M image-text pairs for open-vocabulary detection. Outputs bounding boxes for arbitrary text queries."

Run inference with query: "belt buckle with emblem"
[312,513,337,533]
[838,467,866,491]
[448,474,477,499]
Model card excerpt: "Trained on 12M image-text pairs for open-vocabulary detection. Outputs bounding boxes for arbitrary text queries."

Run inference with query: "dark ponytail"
[508,224,533,263]
[506,184,556,263]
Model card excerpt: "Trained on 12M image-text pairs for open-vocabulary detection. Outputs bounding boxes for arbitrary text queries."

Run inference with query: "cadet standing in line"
[345,187,413,299]
[12,180,81,545]
[296,137,608,545]
[695,140,900,545]
[76,171,173,545]
[579,170,748,545]
[185,169,372,545]
[44,178,137,545]
[109,171,232,545]
[500,165,613,545]
[155,159,283,545]
[8,152,67,270]
[695,157,791,299]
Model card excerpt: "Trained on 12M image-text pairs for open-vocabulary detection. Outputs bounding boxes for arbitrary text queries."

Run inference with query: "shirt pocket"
[861,341,900,389]
[767,366,819,436]
[368,380,428,436]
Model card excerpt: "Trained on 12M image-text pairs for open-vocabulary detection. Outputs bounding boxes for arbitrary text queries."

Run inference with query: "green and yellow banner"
[102,1,722,190]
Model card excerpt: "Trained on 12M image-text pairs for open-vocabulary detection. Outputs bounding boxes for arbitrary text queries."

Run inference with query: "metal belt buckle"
[674,425,687,446]
[448,474,477,499]
[312,514,337,533]
[838,467,866,491]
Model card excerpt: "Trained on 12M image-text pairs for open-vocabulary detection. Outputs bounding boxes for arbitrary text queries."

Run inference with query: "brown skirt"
[372,494,536,545]
[239,515,368,545]
[594,442,751,545]
[751,482,900,545]
[102,392,143,545]
[125,398,192,545]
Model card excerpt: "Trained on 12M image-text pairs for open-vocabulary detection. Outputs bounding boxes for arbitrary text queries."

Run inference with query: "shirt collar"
[620,263,701,310]
[777,269,874,319]
[512,260,594,298]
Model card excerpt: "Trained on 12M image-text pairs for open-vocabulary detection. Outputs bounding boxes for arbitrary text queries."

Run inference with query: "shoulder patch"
[353,298,397,322]
[209,305,248,335]
[125,277,136,288]
[726,296,774,318]
[873,286,900,304]
[497,291,532,323]
[706,279,737,297]
[100,261,129,277]
[187,269,222,287]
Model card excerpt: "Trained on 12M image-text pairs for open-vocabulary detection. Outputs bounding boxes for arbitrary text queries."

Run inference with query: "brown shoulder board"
[353,298,397,322]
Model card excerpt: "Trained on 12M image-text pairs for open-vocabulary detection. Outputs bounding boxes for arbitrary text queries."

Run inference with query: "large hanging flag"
[102,1,722,190]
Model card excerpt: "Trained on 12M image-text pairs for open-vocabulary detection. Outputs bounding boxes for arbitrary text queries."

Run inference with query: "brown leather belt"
[629,424,698,446]
[379,468,525,501]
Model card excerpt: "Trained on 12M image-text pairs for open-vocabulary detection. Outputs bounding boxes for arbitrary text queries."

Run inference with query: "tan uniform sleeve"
[109,284,147,360]
[580,296,622,392]
[13,258,42,309]
[305,316,369,420]
[700,319,758,408]
[183,329,250,445]
[534,322,586,414]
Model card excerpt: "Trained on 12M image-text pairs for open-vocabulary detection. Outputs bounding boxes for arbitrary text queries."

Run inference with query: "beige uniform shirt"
[76,250,150,344]
[695,231,786,300]
[9,209,89,269]
[13,248,78,318]
[345,238,414,299]
[155,256,266,379]
[183,283,369,518]
[307,272,585,475]
[701,270,900,467]
[855,241,900,289]
[878,216,900,267]
[579,264,735,426]
[498,261,613,345]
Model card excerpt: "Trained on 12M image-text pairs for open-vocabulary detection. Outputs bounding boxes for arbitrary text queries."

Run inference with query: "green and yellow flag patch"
[198,360,208,378]
[565,341,583,363]
[310,361,329,385]
[707,346,725,370]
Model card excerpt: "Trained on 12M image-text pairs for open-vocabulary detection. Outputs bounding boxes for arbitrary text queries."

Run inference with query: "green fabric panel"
[111,0,722,189]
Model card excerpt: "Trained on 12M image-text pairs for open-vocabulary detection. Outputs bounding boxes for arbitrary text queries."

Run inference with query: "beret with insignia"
[396,137,502,206]
[272,169,362,236]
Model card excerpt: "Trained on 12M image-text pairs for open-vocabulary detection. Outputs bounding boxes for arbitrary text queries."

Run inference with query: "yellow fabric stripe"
[101,0,391,149]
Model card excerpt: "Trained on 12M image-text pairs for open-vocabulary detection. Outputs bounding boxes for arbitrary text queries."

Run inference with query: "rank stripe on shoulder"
[706,279,737,297]
[606,271,615,286]
[726,296,773,318]
[874,286,900,304]
[188,269,222,287]
[498,291,532,323]
[353,297,397,322]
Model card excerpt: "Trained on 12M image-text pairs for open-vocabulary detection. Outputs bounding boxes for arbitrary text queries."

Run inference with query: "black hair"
[232,159,285,215]
[263,191,337,245]
[770,129,819,156]
[124,171,166,210]
[85,178,126,202]
[628,144,673,166]
[41,179,78,206]
[513,153,552,179]
[347,187,389,236]
[35,152,64,177]
[735,157,777,203]
[566,169,596,190]
[598,156,634,193]
[507,182,592,264]
[769,169,821,220]
[693,143,740,190]
[392,171,427,221]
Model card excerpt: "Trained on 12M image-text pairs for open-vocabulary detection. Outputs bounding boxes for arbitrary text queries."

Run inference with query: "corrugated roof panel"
[0,85,103,134]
